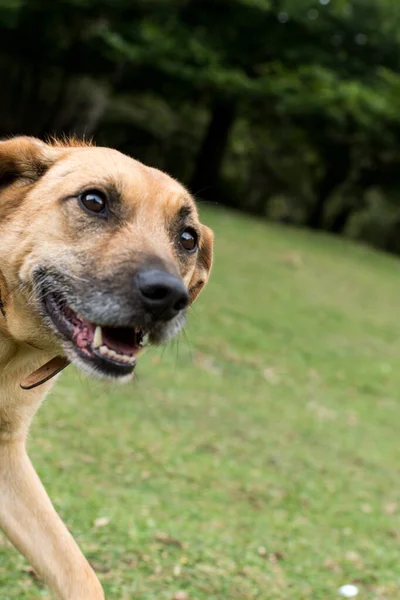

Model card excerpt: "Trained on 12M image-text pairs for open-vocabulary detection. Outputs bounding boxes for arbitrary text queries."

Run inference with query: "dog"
[0,136,213,599]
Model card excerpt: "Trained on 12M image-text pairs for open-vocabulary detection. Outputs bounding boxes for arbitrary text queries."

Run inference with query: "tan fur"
[0,136,213,599]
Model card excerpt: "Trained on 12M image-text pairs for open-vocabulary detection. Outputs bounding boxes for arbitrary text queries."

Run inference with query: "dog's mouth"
[43,292,148,378]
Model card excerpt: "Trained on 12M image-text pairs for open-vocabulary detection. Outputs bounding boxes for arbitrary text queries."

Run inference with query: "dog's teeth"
[98,344,136,365]
[93,326,103,348]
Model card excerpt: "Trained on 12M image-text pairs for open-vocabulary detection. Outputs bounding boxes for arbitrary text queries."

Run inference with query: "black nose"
[135,269,189,320]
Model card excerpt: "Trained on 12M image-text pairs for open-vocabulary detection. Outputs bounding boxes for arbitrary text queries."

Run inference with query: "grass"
[1,207,400,599]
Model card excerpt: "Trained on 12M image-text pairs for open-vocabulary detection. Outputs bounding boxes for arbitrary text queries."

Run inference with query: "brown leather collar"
[20,356,70,390]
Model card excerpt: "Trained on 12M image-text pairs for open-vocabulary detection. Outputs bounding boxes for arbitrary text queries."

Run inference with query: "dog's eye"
[180,228,198,253]
[79,190,107,216]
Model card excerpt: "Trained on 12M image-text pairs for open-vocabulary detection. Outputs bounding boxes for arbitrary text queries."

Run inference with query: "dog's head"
[0,136,213,381]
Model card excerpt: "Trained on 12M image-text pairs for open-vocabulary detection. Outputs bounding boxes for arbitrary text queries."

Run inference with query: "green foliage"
[1,0,400,248]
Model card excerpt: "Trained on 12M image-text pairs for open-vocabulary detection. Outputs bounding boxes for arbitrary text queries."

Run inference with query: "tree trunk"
[307,144,351,230]
[327,205,354,234]
[189,96,236,201]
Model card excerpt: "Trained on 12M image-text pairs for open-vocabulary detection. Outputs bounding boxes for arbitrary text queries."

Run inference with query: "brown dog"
[0,136,213,599]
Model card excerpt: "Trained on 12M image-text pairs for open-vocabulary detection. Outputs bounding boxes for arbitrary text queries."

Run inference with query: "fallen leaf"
[323,558,340,572]
[345,551,363,568]
[172,592,188,600]
[280,251,303,268]
[388,529,400,539]
[173,564,182,576]
[263,367,280,384]
[195,352,222,375]
[122,554,138,568]
[257,546,267,557]
[268,551,285,564]
[81,454,96,464]
[89,560,111,574]
[345,551,360,563]
[384,502,398,515]
[155,531,184,548]
[94,516,110,528]
[140,553,151,563]
[258,547,284,561]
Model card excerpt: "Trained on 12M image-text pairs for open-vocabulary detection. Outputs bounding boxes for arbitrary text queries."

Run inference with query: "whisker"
[180,328,194,363]
[159,343,168,362]
[175,336,180,367]
[187,304,200,322]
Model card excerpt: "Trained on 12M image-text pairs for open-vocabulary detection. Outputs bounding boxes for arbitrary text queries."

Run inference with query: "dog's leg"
[0,440,105,600]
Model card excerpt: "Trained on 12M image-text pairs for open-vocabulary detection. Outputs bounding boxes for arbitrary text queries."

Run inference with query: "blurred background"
[2,0,400,253]
[2,2,400,599]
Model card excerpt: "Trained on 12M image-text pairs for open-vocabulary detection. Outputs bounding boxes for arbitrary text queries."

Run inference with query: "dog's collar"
[20,356,70,390]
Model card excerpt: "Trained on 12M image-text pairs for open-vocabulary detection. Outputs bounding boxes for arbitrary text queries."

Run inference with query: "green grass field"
[1,207,400,599]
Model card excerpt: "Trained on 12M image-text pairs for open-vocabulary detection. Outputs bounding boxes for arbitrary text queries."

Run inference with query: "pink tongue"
[102,328,136,356]
[72,321,95,351]
[68,310,136,356]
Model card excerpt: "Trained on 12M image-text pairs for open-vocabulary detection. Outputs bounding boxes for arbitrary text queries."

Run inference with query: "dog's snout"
[135,269,189,320]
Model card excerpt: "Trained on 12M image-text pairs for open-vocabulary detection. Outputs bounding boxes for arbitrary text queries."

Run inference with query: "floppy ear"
[0,136,60,189]
[188,224,214,304]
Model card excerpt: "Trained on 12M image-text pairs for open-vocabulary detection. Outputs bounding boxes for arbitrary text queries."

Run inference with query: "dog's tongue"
[102,326,137,356]
[71,317,137,356]
[72,320,95,351]
[64,305,138,356]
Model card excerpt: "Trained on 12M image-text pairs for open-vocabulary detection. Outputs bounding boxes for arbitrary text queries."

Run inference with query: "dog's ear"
[188,224,214,304]
[0,136,60,188]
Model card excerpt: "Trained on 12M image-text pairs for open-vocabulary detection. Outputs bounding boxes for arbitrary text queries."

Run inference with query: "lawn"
[1,207,400,599]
